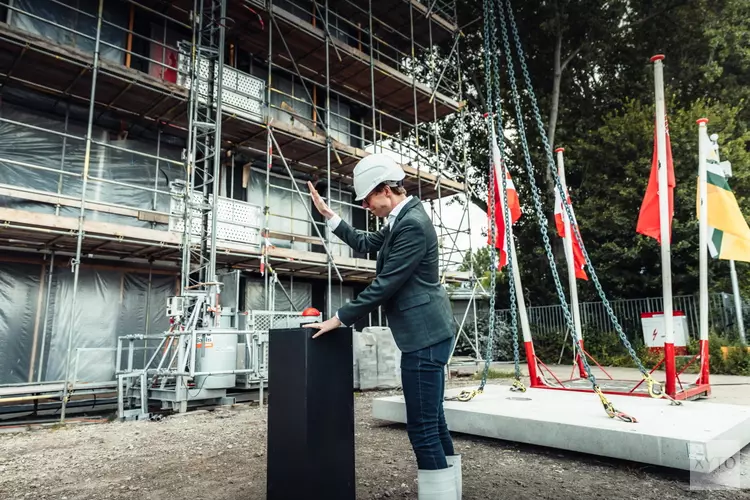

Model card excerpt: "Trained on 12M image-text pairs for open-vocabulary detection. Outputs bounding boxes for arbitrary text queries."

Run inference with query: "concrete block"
[353,327,402,390]
[366,327,401,389]
[354,331,379,390]
[372,385,750,472]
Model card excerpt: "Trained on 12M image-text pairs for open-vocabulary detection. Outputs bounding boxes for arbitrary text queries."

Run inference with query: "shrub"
[454,314,750,376]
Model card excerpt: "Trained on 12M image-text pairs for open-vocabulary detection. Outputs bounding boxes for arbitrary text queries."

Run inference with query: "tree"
[438,0,750,306]
[569,97,750,300]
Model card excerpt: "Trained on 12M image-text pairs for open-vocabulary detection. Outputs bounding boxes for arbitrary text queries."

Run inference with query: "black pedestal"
[267,327,355,500]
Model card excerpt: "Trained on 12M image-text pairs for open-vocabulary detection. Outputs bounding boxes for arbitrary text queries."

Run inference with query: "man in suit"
[305,153,461,500]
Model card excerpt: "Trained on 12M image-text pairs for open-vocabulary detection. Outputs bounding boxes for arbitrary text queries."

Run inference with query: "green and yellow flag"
[697,127,750,262]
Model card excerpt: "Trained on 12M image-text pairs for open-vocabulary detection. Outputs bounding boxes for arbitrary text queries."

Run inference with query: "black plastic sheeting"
[0,101,185,229]
[0,260,175,386]
[9,0,128,64]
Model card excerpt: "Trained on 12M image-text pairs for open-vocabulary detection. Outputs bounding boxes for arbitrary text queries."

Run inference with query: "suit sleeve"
[336,219,425,327]
[331,219,388,254]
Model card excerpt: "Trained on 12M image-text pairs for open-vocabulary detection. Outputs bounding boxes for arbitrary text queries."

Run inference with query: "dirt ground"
[0,378,748,500]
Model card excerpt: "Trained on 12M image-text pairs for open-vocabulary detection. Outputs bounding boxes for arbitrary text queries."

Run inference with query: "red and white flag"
[554,185,588,280]
[636,118,675,243]
[487,137,521,269]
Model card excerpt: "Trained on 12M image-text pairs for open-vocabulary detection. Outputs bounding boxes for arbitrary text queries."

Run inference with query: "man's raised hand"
[307,181,335,220]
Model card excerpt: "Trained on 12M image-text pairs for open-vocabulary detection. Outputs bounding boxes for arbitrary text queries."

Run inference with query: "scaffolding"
[0,0,481,421]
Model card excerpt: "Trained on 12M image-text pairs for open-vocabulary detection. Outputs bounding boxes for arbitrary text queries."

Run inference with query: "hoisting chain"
[496,0,637,422]
[494,115,525,393]
[447,0,513,402]
[500,0,680,407]
[487,1,525,393]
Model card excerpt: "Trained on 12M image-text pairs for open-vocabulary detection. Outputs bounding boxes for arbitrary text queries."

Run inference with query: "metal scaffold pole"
[457,34,481,361]
[368,0,377,151]
[60,0,105,423]
[182,0,227,296]
[0,0,476,411]
[264,0,274,310]
[325,0,333,319]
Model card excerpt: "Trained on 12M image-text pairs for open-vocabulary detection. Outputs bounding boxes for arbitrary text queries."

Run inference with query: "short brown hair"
[372,182,406,196]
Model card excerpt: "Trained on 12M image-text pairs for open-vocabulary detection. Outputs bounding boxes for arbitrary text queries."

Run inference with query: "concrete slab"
[448,362,750,406]
[372,385,750,472]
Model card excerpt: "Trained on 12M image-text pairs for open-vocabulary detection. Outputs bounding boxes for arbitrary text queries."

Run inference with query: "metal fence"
[496,293,749,340]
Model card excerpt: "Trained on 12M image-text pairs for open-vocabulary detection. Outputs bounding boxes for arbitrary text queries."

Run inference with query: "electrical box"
[167,296,186,318]
[640,311,689,354]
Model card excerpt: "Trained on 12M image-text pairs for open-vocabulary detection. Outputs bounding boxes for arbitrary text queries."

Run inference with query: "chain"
[446,0,507,402]
[495,0,590,383]
[480,0,497,394]
[500,0,666,393]
[492,118,524,390]
[488,0,523,389]
[496,0,639,421]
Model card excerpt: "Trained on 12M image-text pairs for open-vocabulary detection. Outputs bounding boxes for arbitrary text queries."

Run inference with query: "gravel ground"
[0,378,748,500]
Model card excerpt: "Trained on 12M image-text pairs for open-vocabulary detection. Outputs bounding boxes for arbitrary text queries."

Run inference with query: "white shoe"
[418,465,457,500]
[445,455,462,499]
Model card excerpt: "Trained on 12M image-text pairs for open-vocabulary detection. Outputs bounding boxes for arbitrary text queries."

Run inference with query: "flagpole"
[488,117,539,386]
[508,230,539,385]
[729,260,747,344]
[651,54,676,397]
[555,147,585,378]
[710,131,747,346]
[697,118,711,383]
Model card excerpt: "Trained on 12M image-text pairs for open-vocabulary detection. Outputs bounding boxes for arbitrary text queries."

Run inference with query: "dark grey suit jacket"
[333,197,455,353]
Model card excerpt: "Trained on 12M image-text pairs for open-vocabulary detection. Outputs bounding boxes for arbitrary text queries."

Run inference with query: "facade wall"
[0,258,176,385]
[0,98,185,230]
[0,0,464,390]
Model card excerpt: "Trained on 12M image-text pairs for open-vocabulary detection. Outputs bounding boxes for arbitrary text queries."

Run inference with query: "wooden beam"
[265,3,460,112]
[0,186,170,224]
[0,207,181,244]
[125,4,134,68]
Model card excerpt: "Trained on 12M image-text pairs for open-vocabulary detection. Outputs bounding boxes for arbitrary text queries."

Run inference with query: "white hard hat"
[352,153,406,201]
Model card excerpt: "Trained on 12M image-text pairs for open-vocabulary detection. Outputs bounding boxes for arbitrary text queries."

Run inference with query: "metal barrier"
[497,293,749,339]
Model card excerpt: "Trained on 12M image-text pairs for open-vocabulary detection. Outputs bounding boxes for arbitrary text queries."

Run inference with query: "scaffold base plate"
[372,385,750,472]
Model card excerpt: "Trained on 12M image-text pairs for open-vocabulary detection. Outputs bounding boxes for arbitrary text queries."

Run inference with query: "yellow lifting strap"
[444,388,483,402]
[444,377,526,403]
[593,385,638,423]
[643,374,682,406]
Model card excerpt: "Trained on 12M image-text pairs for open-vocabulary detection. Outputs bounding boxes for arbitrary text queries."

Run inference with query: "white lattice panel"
[177,51,265,123]
[168,192,203,234]
[169,192,262,246]
[214,196,262,227]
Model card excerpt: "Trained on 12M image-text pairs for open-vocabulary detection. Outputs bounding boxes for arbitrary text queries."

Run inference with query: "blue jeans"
[400,335,455,470]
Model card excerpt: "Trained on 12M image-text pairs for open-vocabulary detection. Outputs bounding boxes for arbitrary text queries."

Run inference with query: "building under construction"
[0,0,478,420]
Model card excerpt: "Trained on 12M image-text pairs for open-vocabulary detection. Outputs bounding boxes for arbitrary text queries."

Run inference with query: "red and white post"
[554,147,586,379]
[487,117,541,386]
[509,233,541,386]
[651,54,676,396]
[697,118,711,385]
[555,148,587,378]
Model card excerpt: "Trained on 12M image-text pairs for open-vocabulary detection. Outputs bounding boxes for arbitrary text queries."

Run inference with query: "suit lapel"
[376,198,419,272]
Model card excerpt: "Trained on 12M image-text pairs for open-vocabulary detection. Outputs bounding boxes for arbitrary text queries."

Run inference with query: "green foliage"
[709,333,750,376]
[455,313,750,376]
[570,97,750,300]
[456,246,493,290]
[449,0,750,303]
